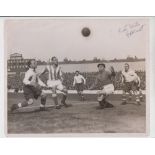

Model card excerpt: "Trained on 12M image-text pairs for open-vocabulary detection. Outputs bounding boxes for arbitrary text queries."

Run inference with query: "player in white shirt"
[39,56,71,109]
[11,59,47,112]
[73,71,86,101]
[121,63,143,105]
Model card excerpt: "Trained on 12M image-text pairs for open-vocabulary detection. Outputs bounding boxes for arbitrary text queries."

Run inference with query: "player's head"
[27,59,37,69]
[51,56,58,66]
[75,70,80,75]
[97,63,105,72]
[124,63,129,72]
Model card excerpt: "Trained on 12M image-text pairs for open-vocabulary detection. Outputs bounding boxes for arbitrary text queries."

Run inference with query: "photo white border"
[149,17,155,137]
[0,16,152,137]
[0,18,5,137]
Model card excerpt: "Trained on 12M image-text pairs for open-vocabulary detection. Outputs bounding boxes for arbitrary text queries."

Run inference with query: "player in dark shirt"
[89,63,116,109]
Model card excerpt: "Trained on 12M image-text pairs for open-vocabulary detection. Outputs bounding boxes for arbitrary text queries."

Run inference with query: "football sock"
[122,94,127,102]
[136,96,140,102]
[61,95,67,103]
[40,96,46,107]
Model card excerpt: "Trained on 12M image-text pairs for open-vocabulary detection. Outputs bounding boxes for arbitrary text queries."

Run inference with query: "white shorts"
[47,80,64,91]
[98,84,114,95]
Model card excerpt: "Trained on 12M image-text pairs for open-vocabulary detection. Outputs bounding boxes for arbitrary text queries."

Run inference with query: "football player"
[39,56,71,109]
[73,71,86,101]
[121,63,143,105]
[89,63,116,109]
[11,59,47,112]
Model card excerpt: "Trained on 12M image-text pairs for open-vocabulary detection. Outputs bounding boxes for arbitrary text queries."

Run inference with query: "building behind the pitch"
[7,53,34,74]
[7,53,35,90]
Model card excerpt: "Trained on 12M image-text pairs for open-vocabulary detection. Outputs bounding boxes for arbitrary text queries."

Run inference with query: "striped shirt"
[46,65,62,80]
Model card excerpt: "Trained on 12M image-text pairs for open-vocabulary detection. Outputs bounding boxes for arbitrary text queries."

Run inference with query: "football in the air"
[81,27,91,37]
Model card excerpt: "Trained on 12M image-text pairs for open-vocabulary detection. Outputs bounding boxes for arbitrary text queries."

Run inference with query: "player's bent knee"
[28,98,33,105]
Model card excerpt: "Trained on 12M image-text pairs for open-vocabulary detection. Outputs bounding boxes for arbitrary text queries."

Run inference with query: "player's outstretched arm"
[73,77,76,86]
[38,66,48,77]
[110,66,116,77]
[82,75,86,85]
[121,73,125,85]
[59,67,64,82]
[137,76,141,87]
[37,77,47,88]
[23,72,32,86]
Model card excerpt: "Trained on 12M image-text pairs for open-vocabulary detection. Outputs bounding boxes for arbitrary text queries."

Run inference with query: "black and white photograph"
[5,17,149,135]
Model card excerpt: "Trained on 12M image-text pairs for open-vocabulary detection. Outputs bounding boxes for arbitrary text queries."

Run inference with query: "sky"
[5,18,149,61]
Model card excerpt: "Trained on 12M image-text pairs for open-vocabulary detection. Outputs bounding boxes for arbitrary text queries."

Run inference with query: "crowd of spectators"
[7,71,146,92]
[7,73,24,92]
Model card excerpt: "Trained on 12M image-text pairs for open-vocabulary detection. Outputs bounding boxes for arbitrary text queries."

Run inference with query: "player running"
[89,63,116,109]
[39,56,70,109]
[121,63,143,105]
[11,59,47,112]
[73,71,86,101]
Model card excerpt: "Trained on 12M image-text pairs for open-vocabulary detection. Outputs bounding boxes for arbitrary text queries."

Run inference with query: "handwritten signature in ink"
[118,22,145,38]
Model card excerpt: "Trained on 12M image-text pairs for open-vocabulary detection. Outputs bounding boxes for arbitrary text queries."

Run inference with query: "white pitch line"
[27,104,54,109]
[8,89,146,94]
[17,104,55,111]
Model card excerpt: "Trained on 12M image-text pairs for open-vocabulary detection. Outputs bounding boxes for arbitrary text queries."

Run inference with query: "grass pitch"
[7,93,146,134]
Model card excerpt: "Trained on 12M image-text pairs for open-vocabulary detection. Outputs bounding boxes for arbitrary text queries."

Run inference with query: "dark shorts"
[23,85,42,101]
[75,83,84,92]
[123,81,139,93]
